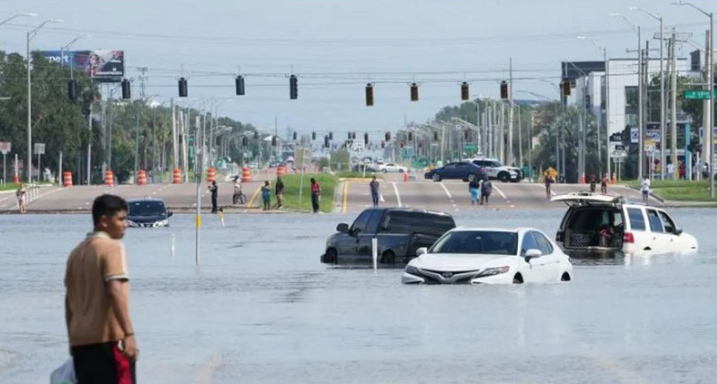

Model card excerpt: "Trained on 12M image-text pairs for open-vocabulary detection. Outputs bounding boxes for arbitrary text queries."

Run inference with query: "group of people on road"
[468,177,492,206]
[208,176,322,213]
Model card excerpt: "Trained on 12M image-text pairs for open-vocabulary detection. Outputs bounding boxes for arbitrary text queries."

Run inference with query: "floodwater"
[1,208,717,384]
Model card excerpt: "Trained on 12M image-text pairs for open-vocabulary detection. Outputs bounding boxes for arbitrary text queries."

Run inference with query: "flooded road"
[2,208,717,384]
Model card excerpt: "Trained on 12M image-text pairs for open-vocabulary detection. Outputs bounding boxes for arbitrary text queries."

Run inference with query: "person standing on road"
[641,175,651,204]
[589,174,597,193]
[480,179,492,206]
[369,176,380,207]
[468,178,480,206]
[16,184,27,213]
[544,173,553,199]
[310,178,321,213]
[261,181,272,211]
[65,194,138,384]
[601,172,610,194]
[275,177,285,209]
[208,181,218,213]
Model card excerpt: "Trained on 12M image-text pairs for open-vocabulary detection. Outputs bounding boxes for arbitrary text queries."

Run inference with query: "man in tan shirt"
[65,194,138,384]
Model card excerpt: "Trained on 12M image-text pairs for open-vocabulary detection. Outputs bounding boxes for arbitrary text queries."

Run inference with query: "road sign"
[0,141,10,155]
[463,143,478,151]
[609,133,622,143]
[611,150,628,159]
[683,90,717,100]
[34,143,45,155]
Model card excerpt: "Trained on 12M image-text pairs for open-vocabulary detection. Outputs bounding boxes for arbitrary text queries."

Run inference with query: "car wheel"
[432,174,442,182]
[513,273,524,284]
[324,248,338,264]
[560,272,571,282]
[498,172,510,183]
[381,251,396,265]
[468,174,477,182]
[382,169,388,173]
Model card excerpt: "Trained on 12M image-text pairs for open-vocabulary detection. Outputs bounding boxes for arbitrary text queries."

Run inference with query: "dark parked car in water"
[321,208,456,266]
[127,198,173,228]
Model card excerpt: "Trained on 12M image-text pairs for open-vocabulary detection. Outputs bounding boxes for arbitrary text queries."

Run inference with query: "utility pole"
[508,57,514,165]
[638,27,644,180]
[670,29,679,180]
[643,41,650,179]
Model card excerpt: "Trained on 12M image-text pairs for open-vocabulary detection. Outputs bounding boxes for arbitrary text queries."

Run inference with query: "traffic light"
[400,141,404,149]
[289,75,298,100]
[242,136,248,147]
[364,132,369,145]
[324,135,330,148]
[235,75,245,96]
[464,129,470,140]
[254,131,259,140]
[408,132,413,141]
[178,77,188,97]
[351,132,356,140]
[329,132,333,140]
[500,80,509,100]
[347,132,352,140]
[312,131,316,140]
[461,81,470,101]
[365,83,374,107]
[561,77,571,98]
[410,82,419,102]
[271,135,277,146]
[385,132,391,142]
[585,94,591,109]
[121,78,131,100]
[434,131,439,141]
[293,131,297,141]
[381,141,385,149]
[68,80,78,100]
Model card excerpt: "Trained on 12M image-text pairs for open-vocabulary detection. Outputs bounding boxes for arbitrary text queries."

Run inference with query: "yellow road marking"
[245,185,262,212]
[342,180,350,213]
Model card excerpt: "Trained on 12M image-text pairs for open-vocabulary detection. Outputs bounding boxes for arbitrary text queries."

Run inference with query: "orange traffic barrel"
[13,173,19,184]
[241,167,251,182]
[173,168,182,184]
[276,165,286,178]
[612,172,617,184]
[137,170,147,185]
[104,170,114,187]
[63,171,73,188]
[207,167,216,183]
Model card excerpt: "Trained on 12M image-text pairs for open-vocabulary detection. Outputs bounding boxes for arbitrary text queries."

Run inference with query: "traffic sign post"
[1,141,10,184]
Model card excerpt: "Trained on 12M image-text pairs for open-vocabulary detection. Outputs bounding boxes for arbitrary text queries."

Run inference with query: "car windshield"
[128,201,166,216]
[430,230,518,255]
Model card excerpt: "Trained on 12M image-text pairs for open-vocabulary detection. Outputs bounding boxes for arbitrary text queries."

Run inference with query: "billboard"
[43,50,125,83]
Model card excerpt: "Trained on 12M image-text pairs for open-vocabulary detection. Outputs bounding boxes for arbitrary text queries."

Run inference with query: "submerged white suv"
[552,192,698,257]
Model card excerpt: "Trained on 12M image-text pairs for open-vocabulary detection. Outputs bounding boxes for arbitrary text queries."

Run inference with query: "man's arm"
[107,279,138,359]
[65,296,73,354]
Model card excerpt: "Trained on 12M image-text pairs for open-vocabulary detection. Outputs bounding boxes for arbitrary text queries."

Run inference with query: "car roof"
[450,227,538,234]
[127,197,166,204]
[369,207,454,217]
[551,192,624,206]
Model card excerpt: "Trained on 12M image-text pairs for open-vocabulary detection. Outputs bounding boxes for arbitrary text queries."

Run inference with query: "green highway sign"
[683,90,717,100]
[463,143,478,151]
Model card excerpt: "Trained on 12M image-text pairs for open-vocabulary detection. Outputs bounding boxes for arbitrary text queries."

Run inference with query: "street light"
[26,18,62,182]
[672,1,714,198]
[610,12,645,180]
[577,35,609,178]
[630,7,666,180]
[0,12,37,27]
[60,34,91,75]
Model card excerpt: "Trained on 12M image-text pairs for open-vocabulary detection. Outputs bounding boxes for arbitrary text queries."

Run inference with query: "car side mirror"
[167,211,174,218]
[416,247,428,256]
[337,223,349,233]
[674,227,683,235]
[525,249,542,261]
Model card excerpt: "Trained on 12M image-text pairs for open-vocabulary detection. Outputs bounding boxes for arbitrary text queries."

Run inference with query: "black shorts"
[72,341,136,384]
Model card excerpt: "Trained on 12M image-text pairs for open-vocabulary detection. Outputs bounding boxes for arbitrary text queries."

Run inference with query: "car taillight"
[623,232,634,244]
[556,231,564,242]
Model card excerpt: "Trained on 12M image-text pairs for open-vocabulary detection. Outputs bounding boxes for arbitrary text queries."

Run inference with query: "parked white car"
[378,163,407,173]
[401,227,573,285]
[552,192,698,257]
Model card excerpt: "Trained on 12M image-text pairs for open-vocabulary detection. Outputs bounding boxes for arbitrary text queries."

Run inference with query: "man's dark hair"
[92,194,128,226]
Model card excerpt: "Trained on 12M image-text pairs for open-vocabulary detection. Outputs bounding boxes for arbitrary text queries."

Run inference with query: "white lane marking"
[493,185,507,199]
[391,182,402,208]
[439,182,453,199]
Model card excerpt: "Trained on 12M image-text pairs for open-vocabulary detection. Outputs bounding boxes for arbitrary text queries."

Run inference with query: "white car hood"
[412,253,509,271]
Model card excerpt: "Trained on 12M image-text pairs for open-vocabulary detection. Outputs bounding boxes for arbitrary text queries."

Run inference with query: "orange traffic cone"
[612,172,617,184]
[580,172,586,184]
[403,171,409,183]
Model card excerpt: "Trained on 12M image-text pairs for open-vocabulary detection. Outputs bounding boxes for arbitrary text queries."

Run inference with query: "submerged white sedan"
[401,228,573,285]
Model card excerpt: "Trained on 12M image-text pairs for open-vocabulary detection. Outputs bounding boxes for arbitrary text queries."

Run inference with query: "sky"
[1,0,714,136]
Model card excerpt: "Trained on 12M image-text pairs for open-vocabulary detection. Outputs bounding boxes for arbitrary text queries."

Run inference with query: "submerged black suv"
[127,198,173,228]
[321,208,456,266]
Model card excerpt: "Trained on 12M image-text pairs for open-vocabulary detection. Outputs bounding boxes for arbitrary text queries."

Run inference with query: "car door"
[339,210,371,264]
[355,209,385,261]
[454,162,470,179]
[624,207,652,254]
[442,163,457,178]
[656,210,682,252]
[519,231,541,281]
[532,231,563,281]
[645,208,668,254]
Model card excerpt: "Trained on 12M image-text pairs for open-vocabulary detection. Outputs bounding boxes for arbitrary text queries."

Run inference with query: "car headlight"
[405,265,421,276]
[127,220,137,227]
[475,266,510,277]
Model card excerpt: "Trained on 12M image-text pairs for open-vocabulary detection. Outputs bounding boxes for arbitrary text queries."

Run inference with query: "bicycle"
[233,191,247,205]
